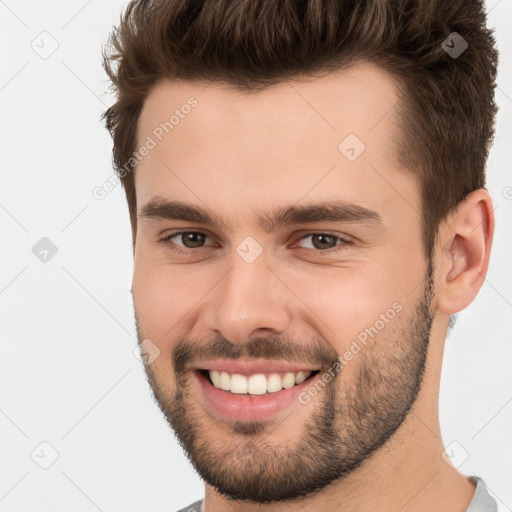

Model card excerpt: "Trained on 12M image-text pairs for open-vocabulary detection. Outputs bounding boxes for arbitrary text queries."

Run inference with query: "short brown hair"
[102,0,498,259]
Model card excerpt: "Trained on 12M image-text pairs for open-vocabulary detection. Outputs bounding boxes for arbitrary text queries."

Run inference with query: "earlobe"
[436,189,494,315]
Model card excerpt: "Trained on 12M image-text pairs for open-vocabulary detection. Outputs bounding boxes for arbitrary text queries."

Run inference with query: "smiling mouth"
[198,369,321,396]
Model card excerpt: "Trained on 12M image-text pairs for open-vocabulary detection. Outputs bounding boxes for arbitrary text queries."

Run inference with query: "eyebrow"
[139,197,382,233]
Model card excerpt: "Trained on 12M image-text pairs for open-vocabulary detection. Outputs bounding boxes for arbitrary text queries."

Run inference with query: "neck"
[202,417,476,512]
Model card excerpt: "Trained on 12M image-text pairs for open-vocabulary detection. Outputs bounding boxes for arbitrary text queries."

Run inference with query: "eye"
[294,233,352,253]
[161,231,215,252]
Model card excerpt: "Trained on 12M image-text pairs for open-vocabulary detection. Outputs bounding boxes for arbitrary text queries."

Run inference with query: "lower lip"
[194,370,319,422]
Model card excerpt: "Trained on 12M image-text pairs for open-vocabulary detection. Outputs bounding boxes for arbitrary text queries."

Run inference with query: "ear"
[436,188,495,315]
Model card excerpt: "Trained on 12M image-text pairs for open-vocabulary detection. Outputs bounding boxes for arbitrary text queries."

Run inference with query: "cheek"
[283,264,411,382]
[132,254,214,343]
[285,266,400,334]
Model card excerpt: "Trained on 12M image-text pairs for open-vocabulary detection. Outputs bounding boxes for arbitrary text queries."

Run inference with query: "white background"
[0,1,510,511]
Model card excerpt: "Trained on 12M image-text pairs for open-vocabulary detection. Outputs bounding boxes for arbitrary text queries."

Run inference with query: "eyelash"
[159,230,353,257]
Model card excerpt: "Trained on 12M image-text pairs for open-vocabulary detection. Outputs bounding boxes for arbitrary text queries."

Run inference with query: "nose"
[201,253,293,345]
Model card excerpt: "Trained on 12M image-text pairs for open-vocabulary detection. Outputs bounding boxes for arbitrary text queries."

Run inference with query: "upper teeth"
[208,370,312,395]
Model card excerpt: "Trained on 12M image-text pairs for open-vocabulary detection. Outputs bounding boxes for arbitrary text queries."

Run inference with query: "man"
[102,0,500,510]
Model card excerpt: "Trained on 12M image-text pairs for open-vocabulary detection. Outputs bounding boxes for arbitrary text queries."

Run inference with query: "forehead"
[135,62,417,225]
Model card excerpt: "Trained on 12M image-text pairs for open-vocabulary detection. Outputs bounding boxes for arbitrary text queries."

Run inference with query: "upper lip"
[190,359,320,375]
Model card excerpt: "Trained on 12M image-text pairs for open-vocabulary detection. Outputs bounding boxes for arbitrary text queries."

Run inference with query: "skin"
[131,62,494,511]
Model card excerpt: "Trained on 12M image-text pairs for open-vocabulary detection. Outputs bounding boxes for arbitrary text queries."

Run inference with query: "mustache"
[172,333,340,375]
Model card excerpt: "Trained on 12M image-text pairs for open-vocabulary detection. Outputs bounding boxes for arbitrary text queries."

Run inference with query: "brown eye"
[162,231,214,252]
[179,232,207,248]
[310,234,338,250]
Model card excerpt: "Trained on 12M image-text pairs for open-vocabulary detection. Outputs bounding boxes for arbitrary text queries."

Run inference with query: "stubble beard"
[138,263,435,503]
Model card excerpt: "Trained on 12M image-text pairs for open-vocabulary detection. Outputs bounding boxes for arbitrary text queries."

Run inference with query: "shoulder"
[174,499,203,512]
[466,476,498,512]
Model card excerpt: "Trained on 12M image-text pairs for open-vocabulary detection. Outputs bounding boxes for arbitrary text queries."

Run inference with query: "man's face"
[132,63,435,502]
